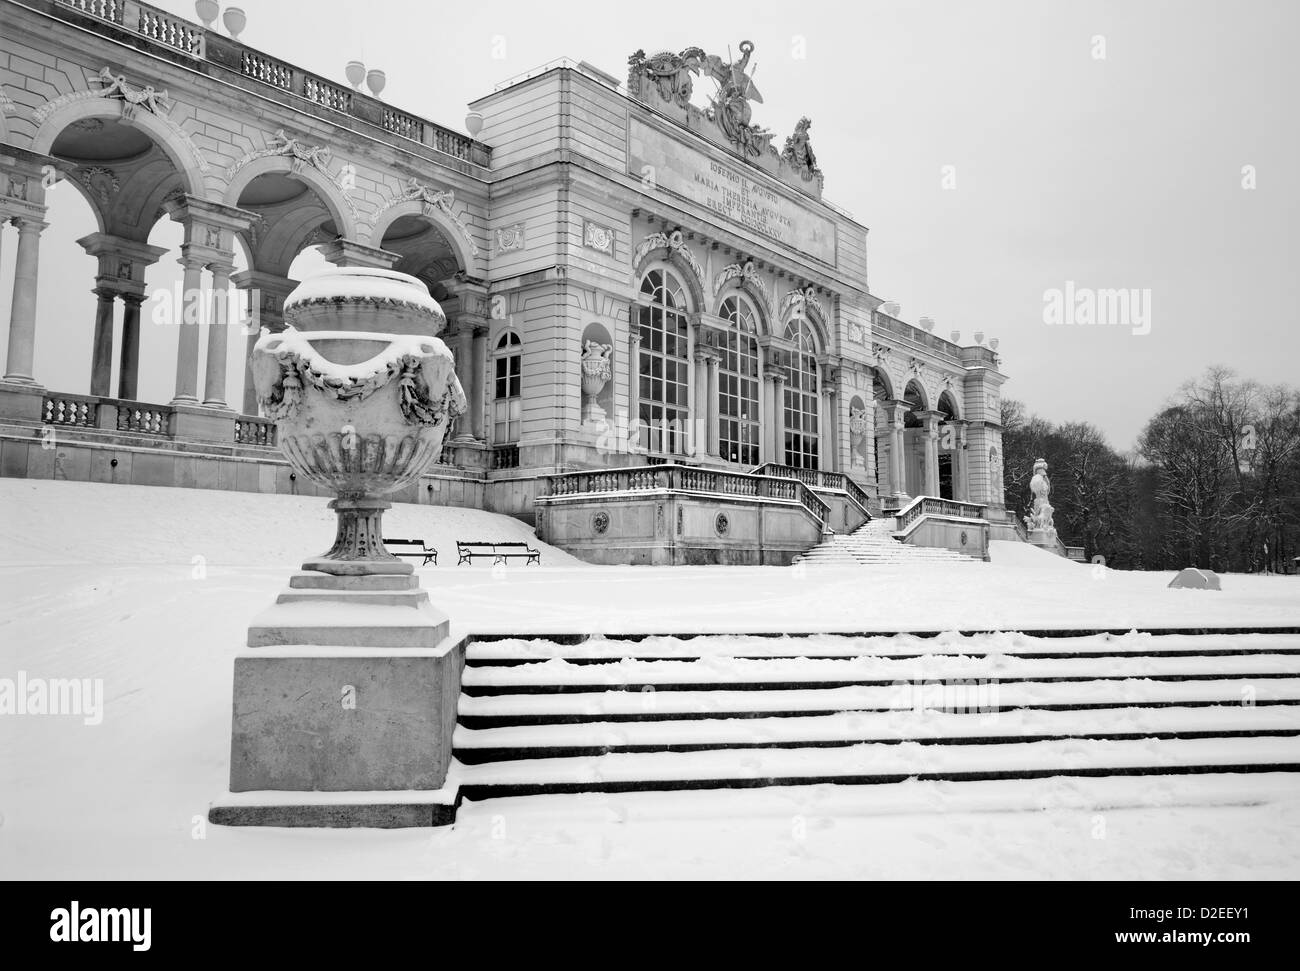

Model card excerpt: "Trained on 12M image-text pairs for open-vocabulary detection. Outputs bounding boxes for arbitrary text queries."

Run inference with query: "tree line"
[1000,366,1300,573]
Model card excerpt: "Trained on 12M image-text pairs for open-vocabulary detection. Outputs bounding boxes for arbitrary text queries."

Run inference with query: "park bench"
[382,537,438,566]
[457,541,541,566]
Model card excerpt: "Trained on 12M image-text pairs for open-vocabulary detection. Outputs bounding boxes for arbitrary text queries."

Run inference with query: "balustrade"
[115,401,170,436]
[233,417,276,447]
[51,0,487,164]
[42,394,98,427]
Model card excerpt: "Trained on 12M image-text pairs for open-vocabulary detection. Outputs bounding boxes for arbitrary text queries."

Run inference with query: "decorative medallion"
[715,512,729,536]
[583,220,615,254]
[496,222,525,253]
[960,530,969,547]
[592,510,610,535]
[677,505,684,535]
[76,166,120,208]
[6,177,27,201]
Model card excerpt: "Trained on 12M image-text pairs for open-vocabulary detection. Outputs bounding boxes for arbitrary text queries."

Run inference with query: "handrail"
[48,0,490,166]
[895,494,988,534]
[751,462,872,521]
[544,463,829,529]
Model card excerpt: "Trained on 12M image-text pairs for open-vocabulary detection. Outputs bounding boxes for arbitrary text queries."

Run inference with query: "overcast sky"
[3,0,1296,450]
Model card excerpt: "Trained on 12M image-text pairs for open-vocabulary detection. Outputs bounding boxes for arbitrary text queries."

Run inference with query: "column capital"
[178,251,208,273]
[120,292,146,308]
[165,194,255,254]
[11,216,48,234]
[92,285,120,301]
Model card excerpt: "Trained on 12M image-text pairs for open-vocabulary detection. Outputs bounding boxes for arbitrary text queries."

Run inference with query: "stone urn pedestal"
[209,268,469,828]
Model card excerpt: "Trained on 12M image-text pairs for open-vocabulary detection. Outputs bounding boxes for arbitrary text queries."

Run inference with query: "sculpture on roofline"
[782,117,822,182]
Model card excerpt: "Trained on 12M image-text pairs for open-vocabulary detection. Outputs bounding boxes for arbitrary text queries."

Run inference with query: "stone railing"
[234,416,276,447]
[544,463,829,528]
[491,443,519,470]
[114,400,171,435]
[895,495,988,534]
[873,312,964,361]
[752,463,872,520]
[42,392,99,427]
[45,0,489,165]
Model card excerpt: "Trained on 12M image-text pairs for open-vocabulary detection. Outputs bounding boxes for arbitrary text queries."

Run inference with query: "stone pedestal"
[208,267,467,830]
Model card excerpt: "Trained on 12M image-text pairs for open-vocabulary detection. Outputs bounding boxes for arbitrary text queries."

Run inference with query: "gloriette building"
[0,1,1013,563]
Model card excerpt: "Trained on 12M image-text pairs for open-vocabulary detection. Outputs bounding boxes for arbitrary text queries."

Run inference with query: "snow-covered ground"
[2,478,1299,879]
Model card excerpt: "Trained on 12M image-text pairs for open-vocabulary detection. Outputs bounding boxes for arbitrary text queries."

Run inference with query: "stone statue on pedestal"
[1024,457,1058,543]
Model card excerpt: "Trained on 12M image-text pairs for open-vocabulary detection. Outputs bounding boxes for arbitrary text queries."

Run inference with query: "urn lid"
[283,267,447,335]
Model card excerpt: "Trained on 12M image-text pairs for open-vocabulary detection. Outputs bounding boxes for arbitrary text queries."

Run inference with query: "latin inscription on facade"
[628,118,836,266]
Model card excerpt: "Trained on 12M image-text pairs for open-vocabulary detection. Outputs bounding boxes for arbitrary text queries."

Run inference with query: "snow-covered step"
[466,632,1300,664]
[455,736,1300,797]
[461,653,1300,694]
[454,705,1300,762]
[458,677,1300,727]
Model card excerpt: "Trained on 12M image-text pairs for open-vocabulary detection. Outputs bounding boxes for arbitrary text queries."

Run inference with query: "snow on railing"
[543,463,829,528]
[753,463,872,520]
[895,495,988,534]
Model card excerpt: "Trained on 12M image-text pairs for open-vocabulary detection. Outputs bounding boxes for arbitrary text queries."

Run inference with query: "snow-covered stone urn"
[580,339,613,424]
[251,268,466,575]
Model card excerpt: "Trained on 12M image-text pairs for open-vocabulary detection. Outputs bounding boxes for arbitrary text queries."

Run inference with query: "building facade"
[0,0,1011,560]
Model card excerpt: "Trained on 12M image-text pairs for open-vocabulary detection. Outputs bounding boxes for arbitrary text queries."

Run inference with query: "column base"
[169,403,236,443]
[0,380,46,421]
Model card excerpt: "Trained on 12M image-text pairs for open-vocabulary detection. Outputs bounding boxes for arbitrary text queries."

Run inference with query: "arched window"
[493,331,522,444]
[719,296,760,465]
[783,318,819,469]
[637,268,690,454]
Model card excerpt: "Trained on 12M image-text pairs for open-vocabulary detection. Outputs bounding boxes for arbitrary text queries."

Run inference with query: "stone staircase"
[796,517,980,566]
[451,631,1300,802]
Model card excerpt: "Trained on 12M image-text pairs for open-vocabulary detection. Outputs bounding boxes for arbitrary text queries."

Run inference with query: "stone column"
[89,286,117,397]
[919,410,942,497]
[232,271,297,415]
[865,399,879,485]
[118,294,144,400]
[768,372,786,465]
[821,388,837,472]
[3,217,47,384]
[951,419,970,502]
[884,400,909,499]
[470,325,488,440]
[453,326,475,442]
[172,252,206,404]
[628,331,642,450]
[203,262,233,407]
[692,349,708,457]
[705,353,720,457]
